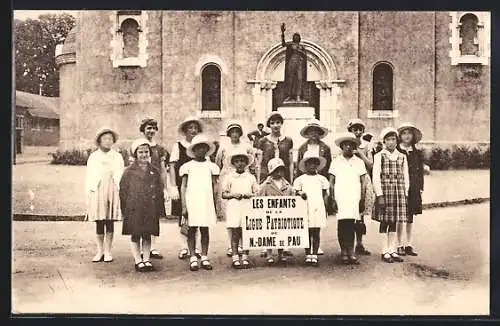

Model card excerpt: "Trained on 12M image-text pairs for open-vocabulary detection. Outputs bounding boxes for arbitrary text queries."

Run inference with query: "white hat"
[178,116,204,134]
[267,157,285,175]
[334,132,358,148]
[130,138,150,155]
[186,134,216,159]
[397,122,423,144]
[229,149,254,168]
[299,118,329,139]
[95,127,118,146]
[379,127,399,141]
[266,111,284,128]
[298,150,327,173]
[347,118,365,131]
[225,120,244,137]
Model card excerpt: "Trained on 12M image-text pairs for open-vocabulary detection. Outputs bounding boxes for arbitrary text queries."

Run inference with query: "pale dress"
[329,155,367,221]
[179,160,220,227]
[293,174,329,228]
[222,171,258,228]
[215,140,255,219]
[86,154,121,221]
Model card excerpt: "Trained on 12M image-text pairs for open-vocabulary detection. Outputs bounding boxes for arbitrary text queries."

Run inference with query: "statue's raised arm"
[281,23,287,47]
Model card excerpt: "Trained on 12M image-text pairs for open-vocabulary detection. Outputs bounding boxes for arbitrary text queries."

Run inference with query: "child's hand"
[242,193,252,199]
[376,196,384,207]
[234,193,243,200]
[359,200,365,213]
[301,193,307,200]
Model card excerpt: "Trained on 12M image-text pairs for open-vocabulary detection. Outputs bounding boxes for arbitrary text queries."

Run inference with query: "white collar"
[180,139,191,148]
[266,134,286,143]
[399,144,413,152]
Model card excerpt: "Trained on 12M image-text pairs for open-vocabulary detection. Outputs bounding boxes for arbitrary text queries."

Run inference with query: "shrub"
[422,143,490,170]
[51,147,131,166]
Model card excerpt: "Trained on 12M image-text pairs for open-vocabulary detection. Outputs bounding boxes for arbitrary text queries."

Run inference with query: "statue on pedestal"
[281,23,308,104]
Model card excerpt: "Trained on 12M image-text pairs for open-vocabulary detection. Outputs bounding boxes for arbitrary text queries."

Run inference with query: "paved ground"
[12,203,489,315]
[14,146,56,164]
[12,162,489,216]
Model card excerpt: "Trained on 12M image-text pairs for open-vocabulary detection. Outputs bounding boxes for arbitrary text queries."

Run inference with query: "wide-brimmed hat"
[229,149,254,168]
[347,118,366,132]
[130,138,151,155]
[379,127,399,141]
[186,134,216,158]
[225,120,244,137]
[266,112,284,128]
[139,117,158,133]
[95,128,118,146]
[334,132,358,148]
[267,157,285,175]
[300,118,329,139]
[298,150,327,173]
[178,116,204,134]
[397,122,423,144]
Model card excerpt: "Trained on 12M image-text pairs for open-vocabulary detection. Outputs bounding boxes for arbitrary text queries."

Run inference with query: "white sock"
[96,234,104,255]
[381,234,388,254]
[388,232,397,254]
[130,241,142,264]
[406,222,413,247]
[396,223,404,248]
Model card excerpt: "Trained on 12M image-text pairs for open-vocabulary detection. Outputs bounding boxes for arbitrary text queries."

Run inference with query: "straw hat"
[334,132,358,148]
[95,127,118,146]
[267,157,285,175]
[299,118,329,139]
[397,122,423,144]
[266,112,284,128]
[347,118,366,131]
[178,116,204,134]
[225,120,244,137]
[298,150,327,173]
[130,138,151,155]
[379,127,398,141]
[139,117,158,133]
[186,134,216,159]
[229,149,254,168]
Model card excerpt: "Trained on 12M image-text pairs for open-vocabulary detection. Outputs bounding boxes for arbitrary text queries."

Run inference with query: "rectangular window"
[31,118,40,131]
[16,115,24,129]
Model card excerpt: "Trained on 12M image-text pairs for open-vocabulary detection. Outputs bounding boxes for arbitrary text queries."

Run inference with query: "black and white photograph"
[11,10,491,315]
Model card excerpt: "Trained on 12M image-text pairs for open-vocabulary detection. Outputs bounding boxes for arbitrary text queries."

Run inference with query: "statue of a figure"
[281,23,307,103]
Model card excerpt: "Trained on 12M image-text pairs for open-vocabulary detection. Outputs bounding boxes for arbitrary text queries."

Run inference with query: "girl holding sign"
[257,158,297,265]
[293,151,330,267]
[221,149,258,269]
[180,134,220,271]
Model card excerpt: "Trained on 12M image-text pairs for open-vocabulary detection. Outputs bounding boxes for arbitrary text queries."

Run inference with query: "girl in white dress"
[221,150,258,269]
[180,134,220,271]
[215,120,256,257]
[329,133,372,265]
[85,128,124,263]
[293,151,330,267]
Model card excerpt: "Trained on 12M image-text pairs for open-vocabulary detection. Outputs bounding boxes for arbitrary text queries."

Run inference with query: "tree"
[14,13,76,97]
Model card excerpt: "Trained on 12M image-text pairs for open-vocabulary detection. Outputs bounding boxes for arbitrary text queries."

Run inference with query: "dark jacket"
[120,162,166,236]
[397,144,424,215]
[296,140,332,178]
[256,135,294,183]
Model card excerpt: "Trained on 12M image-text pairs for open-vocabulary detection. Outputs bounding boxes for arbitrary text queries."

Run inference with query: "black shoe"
[397,246,406,256]
[150,250,164,259]
[355,245,371,256]
[405,246,418,256]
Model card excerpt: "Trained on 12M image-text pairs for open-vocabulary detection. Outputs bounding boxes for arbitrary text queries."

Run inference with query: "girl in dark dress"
[120,139,166,272]
[396,122,424,257]
[168,116,203,260]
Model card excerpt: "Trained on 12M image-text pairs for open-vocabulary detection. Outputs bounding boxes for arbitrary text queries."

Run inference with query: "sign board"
[242,196,309,250]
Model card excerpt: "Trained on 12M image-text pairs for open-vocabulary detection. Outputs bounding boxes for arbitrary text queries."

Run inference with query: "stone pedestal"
[277,105,315,161]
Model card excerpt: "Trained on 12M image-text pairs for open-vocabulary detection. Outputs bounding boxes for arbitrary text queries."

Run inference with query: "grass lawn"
[12,162,489,216]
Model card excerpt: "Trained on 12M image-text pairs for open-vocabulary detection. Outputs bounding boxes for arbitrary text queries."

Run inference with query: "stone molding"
[449,11,490,66]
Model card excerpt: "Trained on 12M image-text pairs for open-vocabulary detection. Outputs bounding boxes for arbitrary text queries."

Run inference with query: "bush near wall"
[50,141,220,166]
[420,143,490,170]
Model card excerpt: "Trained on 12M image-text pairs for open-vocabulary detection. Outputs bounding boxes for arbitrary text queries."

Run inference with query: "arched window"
[372,62,393,111]
[121,18,139,58]
[459,13,479,56]
[201,64,221,111]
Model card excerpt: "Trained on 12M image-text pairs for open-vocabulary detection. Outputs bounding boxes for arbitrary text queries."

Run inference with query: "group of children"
[84,112,424,272]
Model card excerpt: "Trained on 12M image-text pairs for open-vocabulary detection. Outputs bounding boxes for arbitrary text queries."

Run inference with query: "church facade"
[55,11,490,150]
